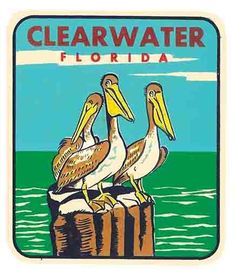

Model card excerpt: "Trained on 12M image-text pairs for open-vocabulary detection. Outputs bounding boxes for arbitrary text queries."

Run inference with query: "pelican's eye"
[149,90,156,97]
[105,80,112,87]
[89,100,93,105]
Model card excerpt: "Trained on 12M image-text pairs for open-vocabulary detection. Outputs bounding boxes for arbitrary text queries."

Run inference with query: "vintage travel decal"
[12,15,220,259]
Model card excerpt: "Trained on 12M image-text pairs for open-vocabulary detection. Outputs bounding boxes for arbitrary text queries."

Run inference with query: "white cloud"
[16,50,197,66]
[130,72,217,81]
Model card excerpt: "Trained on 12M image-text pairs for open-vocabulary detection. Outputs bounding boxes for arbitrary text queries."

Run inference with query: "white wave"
[40,203,48,206]
[181,189,216,199]
[25,214,48,218]
[16,235,35,239]
[16,187,47,191]
[155,213,178,217]
[153,187,186,190]
[22,249,50,254]
[31,245,45,248]
[162,200,197,205]
[155,213,208,219]
[16,210,32,214]
[16,219,49,224]
[16,224,48,229]
[157,234,213,240]
[158,227,187,232]
[16,230,49,235]
[15,202,30,207]
[184,224,216,228]
[155,248,209,252]
[153,193,215,199]
[153,188,216,199]
[156,241,204,246]
[29,238,45,242]
[24,245,45,248]
[182,189,216,194]
[194,193,216,199]
[153,194,189,198]
[16,194,46,198]
[183,215,209,219]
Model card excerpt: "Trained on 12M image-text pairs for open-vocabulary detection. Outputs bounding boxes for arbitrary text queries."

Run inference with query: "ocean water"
[14,152,218,258]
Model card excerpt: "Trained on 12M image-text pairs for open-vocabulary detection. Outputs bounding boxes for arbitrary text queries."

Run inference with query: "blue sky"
[15,17,218,151]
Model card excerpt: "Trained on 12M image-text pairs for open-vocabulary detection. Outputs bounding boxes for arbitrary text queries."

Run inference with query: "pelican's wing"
[153,146,168,170]
[52,137,83,180]
[56,141,110,191]
[114,139,145,185]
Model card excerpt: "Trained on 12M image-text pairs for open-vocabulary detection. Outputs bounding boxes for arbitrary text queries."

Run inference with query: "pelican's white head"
[101,73,134,122]
[146,82,176,141]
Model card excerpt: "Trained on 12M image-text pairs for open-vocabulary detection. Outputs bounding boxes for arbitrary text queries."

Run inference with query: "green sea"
[14,151,218,259]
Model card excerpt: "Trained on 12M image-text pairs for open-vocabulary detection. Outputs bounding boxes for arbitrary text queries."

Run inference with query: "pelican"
[56,74,134,211]
[53,93,103,183]
[114,83,175,204]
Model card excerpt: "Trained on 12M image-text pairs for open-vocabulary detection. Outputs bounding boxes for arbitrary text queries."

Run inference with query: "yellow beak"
[105,83,134,121]
[71,101,98,143]
[150,93,176,141]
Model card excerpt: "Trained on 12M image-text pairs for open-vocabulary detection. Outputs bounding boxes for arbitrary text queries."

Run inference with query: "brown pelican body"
[56,74,134,211]
[53,93,103,185]
[114,83,175,203]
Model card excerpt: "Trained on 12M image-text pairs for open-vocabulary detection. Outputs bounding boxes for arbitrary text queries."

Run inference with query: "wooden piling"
[48,186,155,258]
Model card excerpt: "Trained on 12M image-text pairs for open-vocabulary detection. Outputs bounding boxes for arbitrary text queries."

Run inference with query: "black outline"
[12,14,221,260]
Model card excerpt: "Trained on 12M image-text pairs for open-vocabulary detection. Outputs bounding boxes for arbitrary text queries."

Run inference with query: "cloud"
[130,72,217,81]
[16,50,197,66]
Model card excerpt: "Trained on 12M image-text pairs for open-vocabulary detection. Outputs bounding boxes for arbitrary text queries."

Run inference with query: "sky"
[14,17,219,151]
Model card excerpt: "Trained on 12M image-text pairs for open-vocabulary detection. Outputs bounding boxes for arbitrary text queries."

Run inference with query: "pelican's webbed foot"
[95,192,118,207]
[130,176,153,205]
[90,183,118,211]
[82,181,105,212]
[82,181,118,213]
[89,199,106,212]
[135,191,153,204]
[88,193,118,212]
